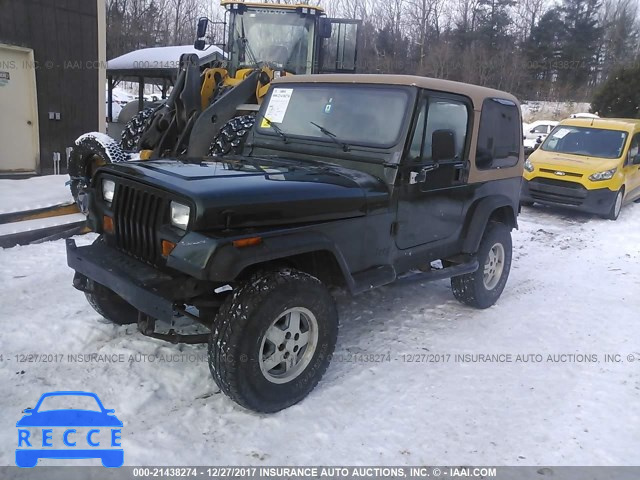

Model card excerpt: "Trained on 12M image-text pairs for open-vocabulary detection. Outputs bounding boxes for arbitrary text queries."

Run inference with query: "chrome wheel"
[483,243,505,290]
[259,307,319,384]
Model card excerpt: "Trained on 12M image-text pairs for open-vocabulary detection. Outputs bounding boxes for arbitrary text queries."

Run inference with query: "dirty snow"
[0,175,73,215]
[0,204,639,466]
[0,213,85,237]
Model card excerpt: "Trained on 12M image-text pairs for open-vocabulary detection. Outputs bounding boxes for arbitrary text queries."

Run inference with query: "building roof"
[272,74,520,110]
[107,45,225,79]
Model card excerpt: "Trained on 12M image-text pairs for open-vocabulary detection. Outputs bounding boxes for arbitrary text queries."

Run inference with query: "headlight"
[170,201,190,230]
[102,179,115,204]
[589,168,616,181]
[524,159,534,172]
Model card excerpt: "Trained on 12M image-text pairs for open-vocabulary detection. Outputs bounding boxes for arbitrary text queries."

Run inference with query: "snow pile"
[0,204,638,466]
[521,101,592,123]
[0,175,73,215]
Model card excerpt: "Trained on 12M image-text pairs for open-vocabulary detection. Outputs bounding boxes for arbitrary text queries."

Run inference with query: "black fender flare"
[210,231,355,289]
[462,195,518,254]
[166,231,355,290]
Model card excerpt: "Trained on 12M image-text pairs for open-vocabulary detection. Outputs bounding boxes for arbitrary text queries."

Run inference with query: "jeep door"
[395,92,472,249]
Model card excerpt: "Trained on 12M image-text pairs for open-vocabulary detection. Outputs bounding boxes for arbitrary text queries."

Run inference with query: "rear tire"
[68,134,130,210]
[209,115,256,156]
[451,222,512,309]
[85,280,138,325]
[208,269,338,413]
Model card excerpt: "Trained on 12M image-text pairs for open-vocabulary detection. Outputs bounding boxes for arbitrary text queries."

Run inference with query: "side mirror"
[432,129,456,161]
[23,408,34,414]
[194,17,209,50]
[318,18,332,39]
[197,17,209,39]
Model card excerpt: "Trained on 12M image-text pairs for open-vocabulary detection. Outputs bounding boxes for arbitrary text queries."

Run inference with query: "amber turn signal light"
[232,237,262,248]
[103,215,115,234]
[162,240,177,257]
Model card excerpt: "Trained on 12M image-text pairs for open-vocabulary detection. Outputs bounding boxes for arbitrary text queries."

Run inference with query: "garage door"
[0,44,39,173]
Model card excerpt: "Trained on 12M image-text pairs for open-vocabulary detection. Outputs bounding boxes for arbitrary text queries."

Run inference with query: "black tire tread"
[120,107,155,151]
[208,269,337,412]
[85,280,138,325]
[451,221,512,309]
[209,115,256,156]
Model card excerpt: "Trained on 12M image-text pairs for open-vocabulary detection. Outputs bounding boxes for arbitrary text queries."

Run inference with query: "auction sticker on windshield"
[263,88,293,124]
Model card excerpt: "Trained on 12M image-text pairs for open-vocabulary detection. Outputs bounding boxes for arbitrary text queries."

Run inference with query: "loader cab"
[197,2,360,76]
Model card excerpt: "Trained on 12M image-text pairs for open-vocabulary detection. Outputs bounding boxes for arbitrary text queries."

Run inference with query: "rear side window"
[476,98,520,170]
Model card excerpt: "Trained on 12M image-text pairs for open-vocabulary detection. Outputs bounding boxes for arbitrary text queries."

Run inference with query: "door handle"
[409,163,439,184]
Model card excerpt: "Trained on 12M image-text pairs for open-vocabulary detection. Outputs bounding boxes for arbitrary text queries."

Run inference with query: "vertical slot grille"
[113,183,165,264]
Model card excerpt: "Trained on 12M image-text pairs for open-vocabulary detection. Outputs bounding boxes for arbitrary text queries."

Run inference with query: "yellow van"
[521,118,640,220]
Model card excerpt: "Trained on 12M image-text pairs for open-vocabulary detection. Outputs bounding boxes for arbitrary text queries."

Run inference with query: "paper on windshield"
[552,128,572,139]
[264,88,293,124]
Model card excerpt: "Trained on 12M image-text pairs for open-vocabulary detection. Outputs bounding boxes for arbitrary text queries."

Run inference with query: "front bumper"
[521,178,617,215]
[67,238,181,322]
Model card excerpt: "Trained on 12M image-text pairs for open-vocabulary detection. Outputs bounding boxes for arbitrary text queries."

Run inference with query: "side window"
[627,134,640,165]
[408,97,469,162]
[476,98,520,170]
[531,125,548,133]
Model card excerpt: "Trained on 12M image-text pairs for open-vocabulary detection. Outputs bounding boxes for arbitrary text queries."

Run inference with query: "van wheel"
[451,222,512,309]
[208,269,338,413]
[85,280,138,325]
[605,188,624,220]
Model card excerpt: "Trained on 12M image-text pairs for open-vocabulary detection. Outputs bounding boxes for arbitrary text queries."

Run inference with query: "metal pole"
[108,75,114,122]
[138,76,145,112]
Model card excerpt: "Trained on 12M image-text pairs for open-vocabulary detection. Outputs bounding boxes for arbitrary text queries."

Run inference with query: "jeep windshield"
[230,9,315,74]
[541,126,628,159]
[257,84,411,149]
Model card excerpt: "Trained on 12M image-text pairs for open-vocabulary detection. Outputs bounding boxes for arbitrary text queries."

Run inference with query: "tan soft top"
[273,74,520,110]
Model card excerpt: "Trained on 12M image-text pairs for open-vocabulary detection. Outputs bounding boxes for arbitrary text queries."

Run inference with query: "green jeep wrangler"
[67,74,524,412]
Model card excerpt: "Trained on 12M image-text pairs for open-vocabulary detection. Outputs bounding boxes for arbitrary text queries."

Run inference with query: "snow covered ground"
[0,203,638,466]
[0,175,73,215]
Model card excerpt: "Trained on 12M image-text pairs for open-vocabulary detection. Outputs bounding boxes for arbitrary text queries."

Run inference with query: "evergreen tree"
[591,63,640,118]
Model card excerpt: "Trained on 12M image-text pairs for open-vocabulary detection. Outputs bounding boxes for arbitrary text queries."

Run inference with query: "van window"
[476,98,520,170]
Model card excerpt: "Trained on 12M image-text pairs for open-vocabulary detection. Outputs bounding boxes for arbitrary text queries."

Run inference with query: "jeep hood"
[101,156,390,230]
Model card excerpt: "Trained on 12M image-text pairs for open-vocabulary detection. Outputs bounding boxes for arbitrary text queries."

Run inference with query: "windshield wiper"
[257,113,289,143]
[310,122,351,152]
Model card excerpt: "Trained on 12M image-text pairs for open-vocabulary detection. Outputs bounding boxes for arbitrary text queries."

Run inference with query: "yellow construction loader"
[69,1,360,207]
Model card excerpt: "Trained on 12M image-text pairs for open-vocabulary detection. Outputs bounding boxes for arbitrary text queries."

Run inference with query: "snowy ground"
[0,203,638,466]
[0,175,73,215]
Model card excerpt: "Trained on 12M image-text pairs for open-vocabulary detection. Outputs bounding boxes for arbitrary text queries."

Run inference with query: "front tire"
[120,107,155,151]
[85,280,138,325]
[451,222,513,309]
[209,115,256,156]
[605,188,624,220]
[208,269,338,413]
